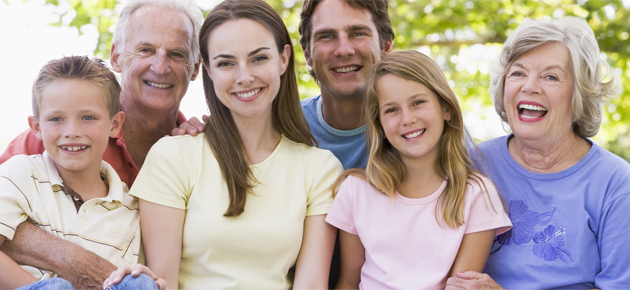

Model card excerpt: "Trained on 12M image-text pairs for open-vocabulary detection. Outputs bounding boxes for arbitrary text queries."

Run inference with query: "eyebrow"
[347,24,372,32]
[380,93,429,109]
[512,63,565,72]
[212,47,270,60]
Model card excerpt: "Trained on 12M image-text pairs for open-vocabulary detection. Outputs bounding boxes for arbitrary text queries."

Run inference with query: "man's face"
[304,0,392,100]
[111,5,199,112]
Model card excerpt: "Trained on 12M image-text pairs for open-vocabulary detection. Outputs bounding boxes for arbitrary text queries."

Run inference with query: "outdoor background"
[1,0,628,161]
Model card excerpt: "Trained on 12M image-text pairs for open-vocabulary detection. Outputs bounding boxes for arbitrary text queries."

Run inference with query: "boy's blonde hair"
[337,50,496,229]
[32,56,121,119]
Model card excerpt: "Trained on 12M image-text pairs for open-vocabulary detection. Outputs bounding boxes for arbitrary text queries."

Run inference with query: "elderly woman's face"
[504,42,574,144]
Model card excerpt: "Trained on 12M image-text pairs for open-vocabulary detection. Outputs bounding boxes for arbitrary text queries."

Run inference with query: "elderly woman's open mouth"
[517,101,548,120]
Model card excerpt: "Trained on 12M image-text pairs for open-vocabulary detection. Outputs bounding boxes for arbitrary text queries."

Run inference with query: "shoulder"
[300,95,320,109]
[0,154,43,176]
[477,135,508,153]
[587,143,630,199]
[0,129,45,164]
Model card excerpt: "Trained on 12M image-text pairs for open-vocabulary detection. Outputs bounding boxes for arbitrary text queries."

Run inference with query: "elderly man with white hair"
[0,0,203,288]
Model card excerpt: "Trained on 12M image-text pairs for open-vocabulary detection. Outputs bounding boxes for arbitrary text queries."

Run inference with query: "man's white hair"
[112,0,204,72]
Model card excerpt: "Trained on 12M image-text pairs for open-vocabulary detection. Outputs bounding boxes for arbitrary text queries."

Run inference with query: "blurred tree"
[33,0,630,161]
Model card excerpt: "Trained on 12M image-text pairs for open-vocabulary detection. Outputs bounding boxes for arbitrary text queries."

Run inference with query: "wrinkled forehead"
[126,6,194,50]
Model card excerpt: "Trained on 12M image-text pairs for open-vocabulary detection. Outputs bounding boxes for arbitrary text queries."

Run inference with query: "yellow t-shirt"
[131,134,343,290]
[0,152,140,279]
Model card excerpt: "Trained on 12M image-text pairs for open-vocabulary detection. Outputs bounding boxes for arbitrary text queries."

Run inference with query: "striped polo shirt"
[0,152,140,280]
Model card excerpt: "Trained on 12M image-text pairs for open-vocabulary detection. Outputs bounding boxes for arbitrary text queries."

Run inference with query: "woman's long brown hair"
[199,0,315,217]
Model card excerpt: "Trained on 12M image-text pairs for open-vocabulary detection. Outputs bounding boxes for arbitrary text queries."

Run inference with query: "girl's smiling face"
[377,74,450,166]
[204,19,290,123]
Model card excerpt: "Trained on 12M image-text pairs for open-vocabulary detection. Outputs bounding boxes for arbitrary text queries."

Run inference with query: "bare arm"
[0,235,38,289]
[0,222,116,289]
[140,199,185,290]
[445,229,504,290]
[293,215,336,290]
[449,229,496,276]
[334,230,364,290]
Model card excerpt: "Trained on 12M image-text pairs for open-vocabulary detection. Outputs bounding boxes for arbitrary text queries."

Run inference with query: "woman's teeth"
[404,129,425,139]
[518,104,547,111]
[235,88,262,98]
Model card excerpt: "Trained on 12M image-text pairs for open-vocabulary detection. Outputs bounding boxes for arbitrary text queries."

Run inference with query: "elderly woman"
[446,17,630,289]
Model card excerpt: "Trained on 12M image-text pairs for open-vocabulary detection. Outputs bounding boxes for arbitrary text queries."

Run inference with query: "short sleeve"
[464,176,512,235]
[595,193,630,289]
[325,176,358,235]
[305,150,343,216]
[129,136,199,209]
[0,156,34,240]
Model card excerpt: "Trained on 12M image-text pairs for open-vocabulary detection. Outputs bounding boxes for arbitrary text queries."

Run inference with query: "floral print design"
[491,200,573,263]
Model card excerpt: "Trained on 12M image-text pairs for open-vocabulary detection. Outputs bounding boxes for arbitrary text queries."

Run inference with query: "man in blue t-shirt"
[297,0,394,170]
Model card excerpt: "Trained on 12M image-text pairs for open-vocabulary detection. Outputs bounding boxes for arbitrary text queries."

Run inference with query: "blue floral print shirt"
[473,135,630,289]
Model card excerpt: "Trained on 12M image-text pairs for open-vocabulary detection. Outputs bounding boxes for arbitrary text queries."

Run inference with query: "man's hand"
[445,271,504,290]
[103,264,166,290]
[171,115,207,136]
[0,222,116,289]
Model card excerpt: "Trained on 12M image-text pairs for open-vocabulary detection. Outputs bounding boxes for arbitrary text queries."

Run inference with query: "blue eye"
[510,71,523,77]
[49,117,61,122]
[83,116,96,120]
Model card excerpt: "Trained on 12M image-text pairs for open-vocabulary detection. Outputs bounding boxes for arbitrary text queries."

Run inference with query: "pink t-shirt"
[326,175,512,290]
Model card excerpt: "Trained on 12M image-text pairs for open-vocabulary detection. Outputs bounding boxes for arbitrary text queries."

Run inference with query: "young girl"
[325,50,512,289]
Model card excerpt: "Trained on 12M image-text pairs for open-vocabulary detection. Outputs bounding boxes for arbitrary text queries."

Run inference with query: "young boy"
[0,56,146,289]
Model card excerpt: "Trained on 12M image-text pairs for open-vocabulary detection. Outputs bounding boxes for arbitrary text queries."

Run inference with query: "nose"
[521,75,541,95]
[401,109,416,126]
[236,65,255,86]
[64,119,82,139]
[150,50,171,75]
[334,33,355,57]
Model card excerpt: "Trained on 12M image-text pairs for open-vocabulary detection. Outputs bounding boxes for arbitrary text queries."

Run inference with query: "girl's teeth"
[404,129,425,139]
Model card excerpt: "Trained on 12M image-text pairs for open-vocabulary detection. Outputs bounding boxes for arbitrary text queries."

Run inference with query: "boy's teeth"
[62,146,87,152]
[334,66,359,73]
[518,104,547,111]
[146,81,172,88]
[235,88,261,98]
[404,129,425,139]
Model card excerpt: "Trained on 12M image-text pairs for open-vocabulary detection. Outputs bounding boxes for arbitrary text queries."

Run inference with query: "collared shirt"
[0,152,141,280]
[0,111,187,187]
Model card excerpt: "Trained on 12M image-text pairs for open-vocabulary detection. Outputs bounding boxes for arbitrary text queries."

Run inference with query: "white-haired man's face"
[111,5,199,112]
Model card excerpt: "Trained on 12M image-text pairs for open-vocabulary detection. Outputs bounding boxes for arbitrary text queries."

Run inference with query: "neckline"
[394,179,447,205]
[500,134,598,180]
[249,135,285,168]
[316,96,365,137]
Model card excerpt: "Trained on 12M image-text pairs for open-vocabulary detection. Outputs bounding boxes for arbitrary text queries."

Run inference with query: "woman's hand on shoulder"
[445,271,503,290]
[102,264,166,290]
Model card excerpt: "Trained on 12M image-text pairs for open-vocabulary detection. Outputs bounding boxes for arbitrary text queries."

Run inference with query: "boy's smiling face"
[29,79,124,178]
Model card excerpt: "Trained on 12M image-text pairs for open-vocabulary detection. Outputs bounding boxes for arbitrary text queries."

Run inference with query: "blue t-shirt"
[473,135,630,289]
[301,95,367,170]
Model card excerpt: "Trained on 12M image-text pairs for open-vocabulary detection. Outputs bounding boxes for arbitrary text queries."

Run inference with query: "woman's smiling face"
[503,42,575,143]
[205,18,290,122]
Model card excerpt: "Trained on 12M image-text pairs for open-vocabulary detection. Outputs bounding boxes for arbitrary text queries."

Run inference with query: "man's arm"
[0,222,116,289]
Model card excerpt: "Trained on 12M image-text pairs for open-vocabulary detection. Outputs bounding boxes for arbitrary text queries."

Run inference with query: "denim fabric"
[16,278,73,290]
[106,273,158,290]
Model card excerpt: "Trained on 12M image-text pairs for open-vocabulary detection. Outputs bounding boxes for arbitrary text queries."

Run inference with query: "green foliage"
[25,0,630,161]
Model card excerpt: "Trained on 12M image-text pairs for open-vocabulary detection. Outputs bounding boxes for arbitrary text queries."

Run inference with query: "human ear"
[382,39,393,56]
[190,55,202,81]
[28,116,43,140]
[110,43,122,73]
[443,105,452,121]
[280,44,291,75]
[302,45,312,67]
[109,111,125,138]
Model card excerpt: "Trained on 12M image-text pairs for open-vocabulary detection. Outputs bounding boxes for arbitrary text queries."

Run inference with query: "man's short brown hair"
[298,0,395,52]
[32,56,121,119]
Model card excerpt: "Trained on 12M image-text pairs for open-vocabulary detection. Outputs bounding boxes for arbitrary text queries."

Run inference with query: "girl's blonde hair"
[337,50,496,229]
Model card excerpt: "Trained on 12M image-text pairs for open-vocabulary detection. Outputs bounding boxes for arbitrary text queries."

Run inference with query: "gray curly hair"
[490,16,621,137]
